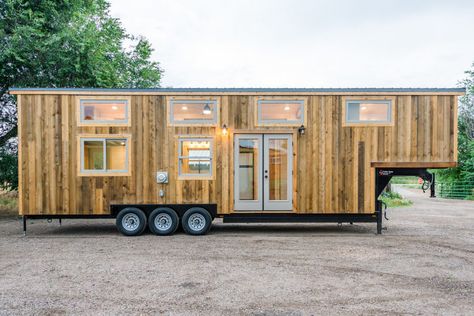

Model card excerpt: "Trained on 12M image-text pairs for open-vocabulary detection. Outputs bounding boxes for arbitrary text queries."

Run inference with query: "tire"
[148,207,179,236]
[182,207,212,235]
[116,207,147,236]
[175,217,184,233]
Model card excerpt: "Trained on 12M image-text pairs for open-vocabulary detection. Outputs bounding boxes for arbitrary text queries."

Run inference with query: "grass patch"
[390,176,419,185]
[465,195,474,201]
[0,191,18,217]
[380,191,413,208]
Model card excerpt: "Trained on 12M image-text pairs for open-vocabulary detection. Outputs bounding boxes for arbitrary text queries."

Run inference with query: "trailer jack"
[381,201,389,220]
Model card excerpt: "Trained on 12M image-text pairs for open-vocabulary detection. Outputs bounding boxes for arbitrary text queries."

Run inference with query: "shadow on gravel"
[210,223,375,235]
[10,219,376,237]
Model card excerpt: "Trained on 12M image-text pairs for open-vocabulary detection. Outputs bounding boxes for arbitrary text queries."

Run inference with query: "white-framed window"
[169,99,218,125]
[345,100,392,124]
[178,137,213,178]
[80,137,129,175]
[78,99,130,125]
[257,99,304,125]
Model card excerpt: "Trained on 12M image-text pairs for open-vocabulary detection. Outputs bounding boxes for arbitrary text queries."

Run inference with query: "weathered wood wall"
[17,94,458,215]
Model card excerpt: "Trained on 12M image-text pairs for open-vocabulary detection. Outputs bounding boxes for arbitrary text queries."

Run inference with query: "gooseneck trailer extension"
[10,87,464,235]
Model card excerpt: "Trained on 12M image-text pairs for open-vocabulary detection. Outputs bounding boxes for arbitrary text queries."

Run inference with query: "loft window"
[80,137,129,175]
[169,99,218,125]
[178,138,213,178]
[257,100,304,125]
[79,99,129,125]
[345,100,392,124]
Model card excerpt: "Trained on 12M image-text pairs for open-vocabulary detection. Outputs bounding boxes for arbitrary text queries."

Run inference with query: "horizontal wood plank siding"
[19,94,458,215]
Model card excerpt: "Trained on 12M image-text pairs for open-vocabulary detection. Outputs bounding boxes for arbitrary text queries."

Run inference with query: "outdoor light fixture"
[298,124,306,135]
[284,105,290,111]
[202,104,212,115]
[181,105,188,110]
[112,105,118,110]
[222,124,228,136]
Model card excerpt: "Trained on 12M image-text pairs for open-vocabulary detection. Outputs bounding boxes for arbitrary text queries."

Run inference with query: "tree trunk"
[0,125,17,148]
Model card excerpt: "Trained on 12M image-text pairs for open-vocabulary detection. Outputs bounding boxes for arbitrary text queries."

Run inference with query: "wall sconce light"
[298,124,306,135]
[222,124,228,136]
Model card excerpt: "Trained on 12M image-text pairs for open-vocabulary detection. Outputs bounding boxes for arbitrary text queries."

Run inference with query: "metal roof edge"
[8,87,466,93]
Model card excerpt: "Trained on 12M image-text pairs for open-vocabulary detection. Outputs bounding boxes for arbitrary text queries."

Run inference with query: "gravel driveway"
[0,188,473,315]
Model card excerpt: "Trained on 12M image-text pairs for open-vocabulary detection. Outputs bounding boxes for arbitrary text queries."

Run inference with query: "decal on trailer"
[378,170,394,176]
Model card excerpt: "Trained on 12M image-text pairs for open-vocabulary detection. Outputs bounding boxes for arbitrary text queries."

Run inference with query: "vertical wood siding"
[18,94,457,215]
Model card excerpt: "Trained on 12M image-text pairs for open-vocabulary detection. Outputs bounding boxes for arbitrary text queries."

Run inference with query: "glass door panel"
[234,135,263,210]
[263,134,293,211]
[238,139,259,200]
[268,138,288,201]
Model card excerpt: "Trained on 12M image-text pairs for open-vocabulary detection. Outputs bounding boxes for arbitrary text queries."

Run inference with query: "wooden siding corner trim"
[17,95,24,215]
[453,96,459,161]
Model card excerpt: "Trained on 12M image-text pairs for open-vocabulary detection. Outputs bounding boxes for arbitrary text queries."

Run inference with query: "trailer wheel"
[148,207,179,236]
[182,207,212,235]
[116,207,147,236]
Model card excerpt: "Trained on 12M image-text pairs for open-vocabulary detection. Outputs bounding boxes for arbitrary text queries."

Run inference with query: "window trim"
[78,134,131,176]
[255,98,306,126]
[168,97,219,126]
[76,96,131,126]
[177,136,215,180]
[342,97,395,127]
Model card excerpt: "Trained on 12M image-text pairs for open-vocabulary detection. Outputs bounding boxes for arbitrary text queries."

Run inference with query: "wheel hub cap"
[155,213,172,231]
[122,213,140,231]
[188,213,206,231]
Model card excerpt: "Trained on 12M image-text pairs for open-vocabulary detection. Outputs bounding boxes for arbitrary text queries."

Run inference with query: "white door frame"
[233,133,293,211]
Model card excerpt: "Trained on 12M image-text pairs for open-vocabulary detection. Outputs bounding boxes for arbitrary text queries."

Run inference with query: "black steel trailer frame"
[20,169,435,235]
[21,204,218,235]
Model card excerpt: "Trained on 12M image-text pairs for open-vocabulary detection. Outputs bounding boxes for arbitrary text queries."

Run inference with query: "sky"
[109,0,474,88]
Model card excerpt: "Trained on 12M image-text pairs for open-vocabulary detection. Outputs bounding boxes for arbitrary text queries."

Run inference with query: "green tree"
[0,0,163,190]
[437,63,474,184]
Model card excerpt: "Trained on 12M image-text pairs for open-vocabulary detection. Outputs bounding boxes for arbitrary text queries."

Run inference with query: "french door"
[234,134,293,211]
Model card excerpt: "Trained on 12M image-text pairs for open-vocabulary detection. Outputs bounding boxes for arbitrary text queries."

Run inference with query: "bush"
[0,190,18,217]
[380,191,413,208]
[390,176,419,184]
[0,152,18,191]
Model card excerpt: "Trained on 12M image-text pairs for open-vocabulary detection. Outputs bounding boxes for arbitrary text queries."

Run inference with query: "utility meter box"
[156,171,168,184]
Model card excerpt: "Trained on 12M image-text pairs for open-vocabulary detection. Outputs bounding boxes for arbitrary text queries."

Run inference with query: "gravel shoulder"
[0,189,473,315]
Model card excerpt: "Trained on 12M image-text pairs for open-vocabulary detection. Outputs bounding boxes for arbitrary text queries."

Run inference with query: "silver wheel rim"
[188,213,206,232]
[122,213,140,232]
[154,213,173,231]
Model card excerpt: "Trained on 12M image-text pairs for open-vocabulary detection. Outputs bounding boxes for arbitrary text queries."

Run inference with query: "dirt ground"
[0,188,473,315]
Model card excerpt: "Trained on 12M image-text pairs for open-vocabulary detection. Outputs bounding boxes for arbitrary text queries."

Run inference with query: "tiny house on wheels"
[10,87,464,235]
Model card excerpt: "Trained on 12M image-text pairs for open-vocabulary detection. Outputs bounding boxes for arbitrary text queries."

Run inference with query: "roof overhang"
[8,87,466,96]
